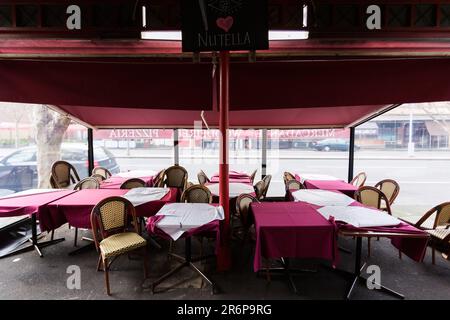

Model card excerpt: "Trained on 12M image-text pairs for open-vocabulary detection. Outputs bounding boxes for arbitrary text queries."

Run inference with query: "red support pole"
[217,50,231,271]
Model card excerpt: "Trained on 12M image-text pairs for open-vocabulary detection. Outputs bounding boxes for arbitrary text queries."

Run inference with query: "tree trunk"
[32,105,71,188]
[15,121,19,148]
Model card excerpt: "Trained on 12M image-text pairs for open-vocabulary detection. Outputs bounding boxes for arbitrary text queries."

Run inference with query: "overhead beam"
[3,1,450,39]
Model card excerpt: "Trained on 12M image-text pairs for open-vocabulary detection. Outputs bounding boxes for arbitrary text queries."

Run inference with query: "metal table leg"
[2,214,65,258]
[256,257,317,295]
[150,237,218,294]
[334,237,405,300]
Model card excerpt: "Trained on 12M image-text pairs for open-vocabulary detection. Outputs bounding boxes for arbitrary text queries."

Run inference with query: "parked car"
[0,143,120,192]
[312,138,359,151]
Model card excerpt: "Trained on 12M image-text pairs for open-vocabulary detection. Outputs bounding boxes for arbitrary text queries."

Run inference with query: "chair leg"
[51,230,54,241]
[398,250,402,260]
[74,228,78,247]
[142,247,149,279]
[367,238,371,258]
[104,257,111,296]
[432,245,436,265]
[199,237,204,259]
[168,240,174,259]
[265,260,271,283]
[97,255,103,271]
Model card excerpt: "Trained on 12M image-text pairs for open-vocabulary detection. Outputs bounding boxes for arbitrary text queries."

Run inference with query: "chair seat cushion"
[100,232,146,258]
[427,228,450,241]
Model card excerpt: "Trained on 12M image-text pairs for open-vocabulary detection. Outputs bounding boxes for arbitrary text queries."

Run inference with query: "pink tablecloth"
[306,200,428,262]
[335,219,429,262]
[304,180,357,197]
[210,171,253,184]
[45,188,177,231]
[0,191,76,228]
[99,175,155,189]
[250,202,337,272]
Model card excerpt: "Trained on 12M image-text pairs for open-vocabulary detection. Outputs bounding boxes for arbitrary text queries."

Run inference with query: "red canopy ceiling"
[1,39,450,128]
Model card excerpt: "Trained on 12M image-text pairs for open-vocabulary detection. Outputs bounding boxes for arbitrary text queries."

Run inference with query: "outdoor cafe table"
[45,188,177,231]
[0,189,76,257]
[251,202,336,272]
[100,174,157,189]
[209,171,253,184]
[205,182,255,198]
[250,201,429,299]
[295,173,357,197]
[146,203,222,294]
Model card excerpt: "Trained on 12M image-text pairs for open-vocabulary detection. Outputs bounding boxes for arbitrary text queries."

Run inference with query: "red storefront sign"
[94,128,348,140]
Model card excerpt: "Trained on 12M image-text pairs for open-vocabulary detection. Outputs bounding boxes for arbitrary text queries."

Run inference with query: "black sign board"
[181,0,269,52]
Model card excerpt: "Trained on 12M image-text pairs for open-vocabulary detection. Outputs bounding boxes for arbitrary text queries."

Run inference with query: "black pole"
[261,129,267,178]
[348,127,355,183]
[174,129,179,165]
[87,128,95,175]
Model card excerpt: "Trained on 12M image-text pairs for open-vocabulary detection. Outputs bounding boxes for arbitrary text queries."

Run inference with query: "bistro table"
[209,170,253,184]
[250,201,429,299]
[205,182,255,198]
[100,174,156,189]
[146,203,223,294]
[0,189,76,257]
[45,188,177,255]
[295,173,357,197]
[250,202,336,294]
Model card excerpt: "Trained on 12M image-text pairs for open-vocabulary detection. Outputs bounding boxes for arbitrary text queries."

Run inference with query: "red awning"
[1,57,450,111]
[55,104,387,129]
[1,39,450,128]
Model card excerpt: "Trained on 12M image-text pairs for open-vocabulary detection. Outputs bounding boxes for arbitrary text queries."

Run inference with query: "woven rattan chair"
[51,160,80,188]
[284,179,305,200]
[72,177,100,247]
[91,173,106,183]
[120,178,146,189]
[375,179,400,209]
[197,170,210,185]
[249,169,257,183]
[283,171,296,184]
[286,179,304,191]
[74,177,100,190]
[355,186,392,214]
[261,175,272,199]
[50,175,58,189]
[152,169,166,187]
[254,180,265,200]
[350,172,367,188]
[181,184,212,203]
[235,193,260,243]
[355,186,392,257]
[162,165,188,200]
[173,184,213,259]
[408,202,450,264]
[92,167,112,180]
[90,196,148,295]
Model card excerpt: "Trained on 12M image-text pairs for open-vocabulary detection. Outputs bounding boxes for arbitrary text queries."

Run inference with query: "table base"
[2,214,65,258]
[150,237,218,295]
[331,237,405,300]
[257,257,317,295]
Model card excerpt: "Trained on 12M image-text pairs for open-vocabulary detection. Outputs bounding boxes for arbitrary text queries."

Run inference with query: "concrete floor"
[0,225,449,300]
